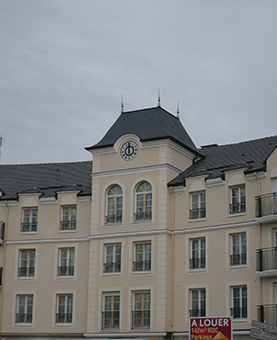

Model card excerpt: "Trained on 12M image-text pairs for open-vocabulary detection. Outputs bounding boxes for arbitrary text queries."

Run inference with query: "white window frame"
[190,191,206,220]
[135,181,152,222]
[230,232,246,266]
[231,285,247,319]
[56,293,73,324]
[190,238,205,269]
[102,293,120,329]
[132,290,151,329]
[106,185,123,224]
[133,242,151,272]
[57,247,75,276]
[190,288,206,317]
[104,243,121,273]
[15,294,33,324]
[60,206,76,231]
[230,185,246,214]
[21,208,38,232]
[18,249,35,277]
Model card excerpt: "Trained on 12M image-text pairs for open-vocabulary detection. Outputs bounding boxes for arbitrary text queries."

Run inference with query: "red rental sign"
[190,317,233,340]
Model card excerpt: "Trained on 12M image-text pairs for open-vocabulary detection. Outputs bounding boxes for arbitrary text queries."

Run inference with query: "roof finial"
[121,94,124,113]
[177,101,180,119]
[157,88,161,107]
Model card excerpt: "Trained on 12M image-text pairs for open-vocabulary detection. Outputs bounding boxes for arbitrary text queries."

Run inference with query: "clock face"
[120,141,138,161]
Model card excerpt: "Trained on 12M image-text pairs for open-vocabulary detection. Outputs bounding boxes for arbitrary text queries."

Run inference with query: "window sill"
[228,213,246,218]
[187,268,206,273]
[101,272,122,277]
[228,264,248,270]
[58,229,77,233]
[54,322,73,327]
[188,218,206,223]
[19,232,37,235]
[232,318,248,323]
[17,276,36,280]
[103,223,123,226]
[131,270,152,275]
[56,275,75,280]
[132,220,153,225]
[14,322,34,327]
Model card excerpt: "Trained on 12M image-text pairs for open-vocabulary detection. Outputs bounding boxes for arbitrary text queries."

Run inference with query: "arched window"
[106,185,123,224]
[134,181,152,221]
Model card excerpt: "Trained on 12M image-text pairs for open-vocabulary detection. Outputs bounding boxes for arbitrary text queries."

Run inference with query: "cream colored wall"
[0,192,91,335]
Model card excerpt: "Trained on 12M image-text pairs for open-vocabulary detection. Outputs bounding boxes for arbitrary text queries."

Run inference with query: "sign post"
[190,317,233,340]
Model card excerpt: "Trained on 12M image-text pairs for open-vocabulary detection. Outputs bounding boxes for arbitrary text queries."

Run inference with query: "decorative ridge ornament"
[121,94,124,113]
[157,88,161,107]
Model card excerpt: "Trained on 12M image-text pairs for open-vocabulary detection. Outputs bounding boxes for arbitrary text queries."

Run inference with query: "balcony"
[229,202,246,214]
[257,305,277,326]
[18,267,35,277]
[105,214,122,224]
[230,253,247,266]
[189,309,206,317]
[60,220,76,230]
[134,211,152,222]
[133,260,151,272]
[256,247,277,277]
[21,222,37,232]
[56,313,72,323]
[0,222,4,242]
[190,208,206,220]
[255,192,277,220]
[103,262,121,273]
[102,311,120,329]
[230,307,247,319]
[15,313,33,323]
[57,266,74,276]
[189,257,205,269]
[131,310,150,329]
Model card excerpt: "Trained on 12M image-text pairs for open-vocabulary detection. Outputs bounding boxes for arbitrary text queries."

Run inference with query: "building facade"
[0,105,277,340]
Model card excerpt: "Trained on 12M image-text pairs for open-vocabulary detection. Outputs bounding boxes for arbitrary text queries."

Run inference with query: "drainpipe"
[169,187,175,328]
[254,172,263,311]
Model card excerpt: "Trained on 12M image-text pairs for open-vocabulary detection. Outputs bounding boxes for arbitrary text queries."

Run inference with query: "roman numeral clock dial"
[120,141,138,161]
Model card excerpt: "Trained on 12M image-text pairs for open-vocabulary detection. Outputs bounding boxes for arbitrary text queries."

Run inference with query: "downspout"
[0,201,9,333]
[169,187,175,328]
[254,172,263,309]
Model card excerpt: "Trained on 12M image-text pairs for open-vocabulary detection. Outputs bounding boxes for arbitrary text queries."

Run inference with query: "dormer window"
[230,185,245,214]
[21,208,38,232]
[105,185,123,224]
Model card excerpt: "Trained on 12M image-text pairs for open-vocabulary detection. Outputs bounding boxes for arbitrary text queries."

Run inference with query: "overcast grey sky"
[1,1,277,164]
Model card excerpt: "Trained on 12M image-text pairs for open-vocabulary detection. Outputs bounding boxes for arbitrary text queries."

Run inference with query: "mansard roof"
[0,161,92,200]
[86,106,200,154]
[168,135,277,187]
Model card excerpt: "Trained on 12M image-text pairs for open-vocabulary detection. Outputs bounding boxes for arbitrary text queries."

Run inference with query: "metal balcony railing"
[189,309,206,317]
[57,266,74,276]
[190,208,206,220]
[105,214,122,224]
[0,222,5,241]
[231,307,247,319]
[257,304,277,325]
[103,262,121,273]
[189,257,206,269]
[134,211,152,221]
[15,313,33,323]
[131,310,150,329]
[0,267,2,287]
[255,192,277,218]
[21,222,37,232]
[133,260,151,271]
[229,202,246,214]
[102,311,120,329]
[256,247,277,272]
[18,267,35,277]
[60,220,76,230]
[230,253,247,266]
[56,313,72,323]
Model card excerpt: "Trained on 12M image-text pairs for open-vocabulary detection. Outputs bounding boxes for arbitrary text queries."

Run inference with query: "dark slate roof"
[0,161,92,200]
[86,106,200,155]
[168,135,277,187]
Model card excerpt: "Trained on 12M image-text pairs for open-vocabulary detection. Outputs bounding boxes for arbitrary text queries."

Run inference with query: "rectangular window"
[102,294,120,329]
[104,244,121,273]
[230,185,246,214]
[60,206,76,230]
[231,286,247,318]
[190,192,206,219]
[133,242,151,271]
[190,238,205,269]
[18,249,35,277]
[230,232,246,265]
[58,248,74,276]
[132,291,150,329]
[21,208,38,232]
[56,294,73,323]
[190,289,206,317]
[15,294,33,323]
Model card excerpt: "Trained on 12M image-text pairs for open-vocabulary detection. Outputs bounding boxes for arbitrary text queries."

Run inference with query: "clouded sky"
[1,1,277,164]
